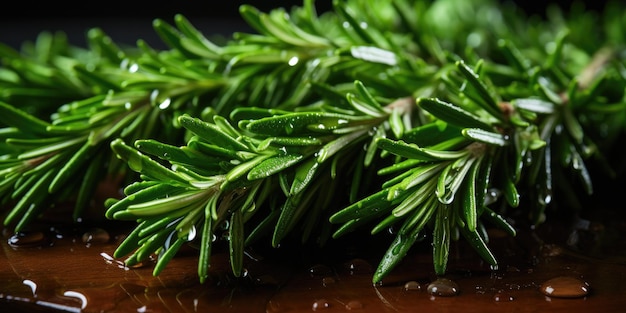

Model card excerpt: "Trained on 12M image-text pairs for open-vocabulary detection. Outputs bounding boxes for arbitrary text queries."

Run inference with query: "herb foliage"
[1,0,624,283]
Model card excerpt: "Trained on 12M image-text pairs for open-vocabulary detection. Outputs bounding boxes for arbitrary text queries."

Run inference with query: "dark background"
[1,1,333,49]
[0,0,611,49]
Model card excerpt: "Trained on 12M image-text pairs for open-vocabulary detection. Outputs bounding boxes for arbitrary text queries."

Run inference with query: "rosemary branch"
[1,0,624,284]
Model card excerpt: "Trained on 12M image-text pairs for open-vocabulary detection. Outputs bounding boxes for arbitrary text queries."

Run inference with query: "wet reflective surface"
[2,205,626,312]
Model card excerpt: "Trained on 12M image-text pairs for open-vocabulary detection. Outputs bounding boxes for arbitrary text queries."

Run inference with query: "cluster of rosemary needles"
[1,0,624,284]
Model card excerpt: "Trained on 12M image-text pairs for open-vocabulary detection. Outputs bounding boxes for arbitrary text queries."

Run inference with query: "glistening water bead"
[7,231,48,248]
[539,276,590,298]
[312,298,330,311]
[426,278,460,296]
[404,280,422,291]
[81,228,111,244]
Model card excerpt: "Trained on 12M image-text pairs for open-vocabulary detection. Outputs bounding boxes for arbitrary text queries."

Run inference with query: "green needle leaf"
[179,115,249,151]
[105,183,181,219]
[511,98,555,114]
[329,188,389,223]
[110,138,189,186]
[418,98,493,130]
[153,235,187,276]
[229,209,244,277]
[289,157,320,195]
[247,153,304,180]
[463,158,481,231]
[377,138,469,161]
[0,101,54,135]
[456,60,503,119]
[483,207,516,237]
[373,228,421,284]
[49,142,97,193]
[462,128,508,146]
[458,223,497,268]
[433,204,451,275]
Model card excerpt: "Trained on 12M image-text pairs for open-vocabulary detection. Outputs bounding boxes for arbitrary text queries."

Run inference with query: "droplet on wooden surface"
[539,276,590,298]
[426,278,459,296]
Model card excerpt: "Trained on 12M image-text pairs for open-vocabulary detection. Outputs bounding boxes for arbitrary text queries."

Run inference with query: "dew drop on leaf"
[128,156,143,172]
[285,123,294,135]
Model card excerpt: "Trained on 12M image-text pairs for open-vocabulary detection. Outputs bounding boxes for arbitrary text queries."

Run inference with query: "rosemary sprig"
[1,0,624,285]
[105,80,413,282]
[0,25,227,229]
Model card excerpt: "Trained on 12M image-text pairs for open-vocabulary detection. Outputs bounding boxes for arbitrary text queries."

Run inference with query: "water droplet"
[555,124,563,134]
[539,189,552,205]
[539,276,590,298]
[493,292,514,302]
[183,225,197,241]
[158,98,171,110]
[241,268,250,278]
[312,298,330,311]
[313,123,326,130]
[82,228,110,244]
[466,32,482,47]
[475,285,486,294]
[128,155,143,172]
[8,231,48,248]
[150,89,159,103]
[366,128,375,137]
[483,188,501,206]
[285,123,294,135]
[288,56,299,66]
[120,58,129,69]
[309,264,333,277]
[344,258,373,275]
[389,189,401,200]
[427,278,460,297]
[404,281,421,291]
[345,300,363,310]
[128,63,139,73]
